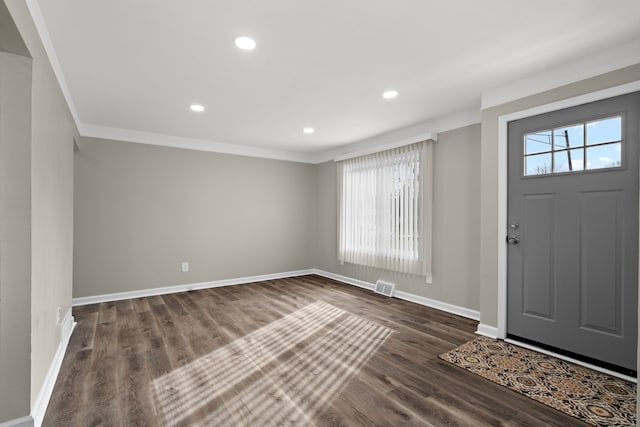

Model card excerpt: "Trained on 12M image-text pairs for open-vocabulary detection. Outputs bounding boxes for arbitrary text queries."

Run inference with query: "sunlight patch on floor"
[152,300,392,426]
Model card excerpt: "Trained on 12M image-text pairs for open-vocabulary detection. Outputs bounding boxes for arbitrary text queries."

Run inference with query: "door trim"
[494,80,640,339]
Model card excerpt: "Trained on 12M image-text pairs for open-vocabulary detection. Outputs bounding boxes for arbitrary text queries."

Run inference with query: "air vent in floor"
[374,280,395,297]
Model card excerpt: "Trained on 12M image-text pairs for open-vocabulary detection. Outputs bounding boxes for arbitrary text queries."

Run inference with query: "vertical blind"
[338,140,434,281]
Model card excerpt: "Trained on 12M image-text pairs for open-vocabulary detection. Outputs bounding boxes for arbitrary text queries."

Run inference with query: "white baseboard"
[311,270,376,291]
[475,323,499,338]
[72,268,479,323]
[0,416,33,427]
[312,269,480,321]
[31,309,76,427]
[72,269,315,306]
[394,290,480,321]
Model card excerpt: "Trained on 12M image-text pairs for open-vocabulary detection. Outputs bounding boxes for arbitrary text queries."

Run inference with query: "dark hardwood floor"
[43,275,588,426]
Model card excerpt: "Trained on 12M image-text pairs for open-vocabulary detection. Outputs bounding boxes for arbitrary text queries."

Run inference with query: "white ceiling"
[34,0,640,162]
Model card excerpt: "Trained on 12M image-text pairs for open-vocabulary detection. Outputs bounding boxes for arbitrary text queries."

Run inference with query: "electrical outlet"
[181,262,189,272]
[56,307,61,325]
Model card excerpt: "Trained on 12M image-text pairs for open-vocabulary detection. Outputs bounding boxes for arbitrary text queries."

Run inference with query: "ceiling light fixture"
[234,36,256,50]
[189,104,205,112]
[382,90,398,99]
[303,127,315,134]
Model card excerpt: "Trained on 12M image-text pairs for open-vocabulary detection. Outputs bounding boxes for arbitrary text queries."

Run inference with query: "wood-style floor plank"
[43,275,589,426]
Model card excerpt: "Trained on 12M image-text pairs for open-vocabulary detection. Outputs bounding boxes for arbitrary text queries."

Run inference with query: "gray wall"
[73,138,315,297]
[479,63,640,328]
[2,1,76,422]
[29,40,76,411]
[314,124,481,310]
[0,50,32,423]
[75,125,481,313]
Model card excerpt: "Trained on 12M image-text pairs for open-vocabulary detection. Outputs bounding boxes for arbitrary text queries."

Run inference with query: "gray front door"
[507,92,639,372]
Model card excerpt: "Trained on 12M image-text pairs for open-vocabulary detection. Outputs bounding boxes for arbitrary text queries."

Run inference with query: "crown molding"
[79,106,480,165]
[80,124,319,164]
[318,107,481,163]
[482,38,640,110]
[332,131,437,162]
[25,0,82,127]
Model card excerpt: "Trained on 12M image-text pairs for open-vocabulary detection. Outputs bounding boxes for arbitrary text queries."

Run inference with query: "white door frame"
[496,80,640,339]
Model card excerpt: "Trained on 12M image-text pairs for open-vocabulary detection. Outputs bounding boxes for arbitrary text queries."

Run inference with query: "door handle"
[506,235,520,244]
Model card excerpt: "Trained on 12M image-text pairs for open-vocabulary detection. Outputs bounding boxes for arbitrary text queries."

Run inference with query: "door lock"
[506,235,520,244]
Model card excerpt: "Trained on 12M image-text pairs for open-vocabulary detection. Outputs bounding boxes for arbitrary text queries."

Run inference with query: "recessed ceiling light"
[189,104,205,112]
[234,36,256,50]
[303,127,315,134]
[382,90,398,99]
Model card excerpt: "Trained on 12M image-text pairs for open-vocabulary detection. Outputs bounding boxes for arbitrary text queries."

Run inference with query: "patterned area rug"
[439,336,636,426]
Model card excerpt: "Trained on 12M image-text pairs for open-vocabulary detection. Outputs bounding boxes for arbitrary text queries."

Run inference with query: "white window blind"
[338,140,434,281]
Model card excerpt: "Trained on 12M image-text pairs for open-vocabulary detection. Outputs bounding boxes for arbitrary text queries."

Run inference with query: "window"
[338,140,434,280]
[524,116,622,176]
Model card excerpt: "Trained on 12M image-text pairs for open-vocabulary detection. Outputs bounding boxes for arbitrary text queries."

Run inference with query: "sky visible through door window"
[524,116,622,176]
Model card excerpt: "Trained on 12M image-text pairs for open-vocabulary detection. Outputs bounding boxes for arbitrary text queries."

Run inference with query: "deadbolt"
[506,235,520,244]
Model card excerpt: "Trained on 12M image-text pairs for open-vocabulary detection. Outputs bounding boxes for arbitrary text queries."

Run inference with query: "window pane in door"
[586,143,622,169]
[554,148,584,173]
[525,153,552,176]
[587,117,621,145]
[525,130,552,154]
[554,124,584,150]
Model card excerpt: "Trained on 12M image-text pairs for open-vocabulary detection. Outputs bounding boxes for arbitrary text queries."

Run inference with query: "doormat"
[439,336,636,426]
